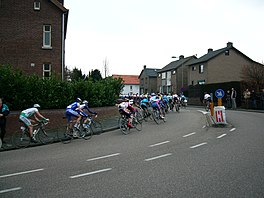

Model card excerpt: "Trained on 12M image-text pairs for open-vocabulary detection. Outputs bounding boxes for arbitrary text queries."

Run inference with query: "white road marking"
[202,125,206,128]
[0,168,44,178]
[69,168,112,179]
[144,153,172,161]
[183,132,196,138]
[197,110,208,115]
[149,141,170,147]
[0,187,22,194]
[217,134,227,139]
[230,128,236,132]
[87,153,120,161]
[190,142,207,149]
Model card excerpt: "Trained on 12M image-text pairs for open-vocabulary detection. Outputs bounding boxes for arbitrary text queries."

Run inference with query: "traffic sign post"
[215,89,225,106]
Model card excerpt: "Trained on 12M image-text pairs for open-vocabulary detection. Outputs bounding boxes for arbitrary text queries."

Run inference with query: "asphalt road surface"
[1,107,263,198]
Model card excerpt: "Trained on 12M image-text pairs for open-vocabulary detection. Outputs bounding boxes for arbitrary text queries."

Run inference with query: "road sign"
[215,89,225,99]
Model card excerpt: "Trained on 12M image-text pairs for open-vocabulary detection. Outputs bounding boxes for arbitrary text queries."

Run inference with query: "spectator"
[260,89,264,110]
[231,88,237,110]
[0,98,10,146]
[251,90,257,109]
[226,90,231,109]
[243,89,250,108]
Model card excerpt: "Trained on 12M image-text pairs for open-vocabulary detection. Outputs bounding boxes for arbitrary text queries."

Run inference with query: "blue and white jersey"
[80,104,97,115]
[66,102,80,111]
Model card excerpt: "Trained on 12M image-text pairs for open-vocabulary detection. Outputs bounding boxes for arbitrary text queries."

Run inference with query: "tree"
[89,69,102,82]
[241,63,264,92]
[70,67,86,81]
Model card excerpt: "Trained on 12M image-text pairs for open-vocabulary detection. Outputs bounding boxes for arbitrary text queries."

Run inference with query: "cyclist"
[150,95,165,119]
[118,99,136,128]
[65,98,83,130]
[19,104,49,143]
[140,96,151,117]
[80,100,97,128]
[204,92,212,110]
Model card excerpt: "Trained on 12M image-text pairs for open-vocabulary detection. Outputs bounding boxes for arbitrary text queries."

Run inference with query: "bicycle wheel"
[81,127,93,140]
[12,130,31,148]
[152,110,160,125]
[119,117,129,135]
[57,126,73,144]
[135,111,144,124]
[38,128,54,144]
[133,117,142,131]
[91,120,103,135]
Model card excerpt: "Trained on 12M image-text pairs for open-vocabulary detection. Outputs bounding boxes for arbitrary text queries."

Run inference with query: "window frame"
[43,63,51,79]
[34,1,40,10]
[199,64,204,74]
[43,25,52,49]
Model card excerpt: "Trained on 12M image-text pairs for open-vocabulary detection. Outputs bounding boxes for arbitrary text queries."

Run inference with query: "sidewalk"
[0,116,120,152]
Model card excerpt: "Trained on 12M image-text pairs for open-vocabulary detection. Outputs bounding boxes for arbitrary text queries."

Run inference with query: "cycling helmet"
[33,104,40,108]
[76,97,82,102]
[83,100,88,104]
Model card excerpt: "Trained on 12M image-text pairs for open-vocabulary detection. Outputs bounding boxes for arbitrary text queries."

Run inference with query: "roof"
[187,42,255,66]
[158,55,197,72]
[50,0,68,12]
[139,68,159,78]
[112,74,140,85]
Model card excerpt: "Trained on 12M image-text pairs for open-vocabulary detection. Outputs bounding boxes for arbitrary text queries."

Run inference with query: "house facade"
[187,42,259,85]
[138,65,159,95]
[0,0,68,80]
[112,74,140,96]
[157,55,197,94]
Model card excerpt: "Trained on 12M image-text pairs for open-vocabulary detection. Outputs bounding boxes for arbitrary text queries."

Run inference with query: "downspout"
[61,13,65,81]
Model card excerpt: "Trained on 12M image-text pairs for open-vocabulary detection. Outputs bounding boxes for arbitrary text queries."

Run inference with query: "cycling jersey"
[19,107,39,126]
[66,102,80,110]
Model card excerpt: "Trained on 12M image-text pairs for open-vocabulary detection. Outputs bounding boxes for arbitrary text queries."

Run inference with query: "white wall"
[121,84,140,96]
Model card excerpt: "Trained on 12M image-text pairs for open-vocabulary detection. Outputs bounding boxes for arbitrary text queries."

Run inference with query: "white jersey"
[20,107,38,118]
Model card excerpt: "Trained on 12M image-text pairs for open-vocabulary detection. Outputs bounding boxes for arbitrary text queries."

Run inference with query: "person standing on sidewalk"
[226,90,231,109]
[231,88,237,109]
[243,89,250,109]
[0,98,10,146]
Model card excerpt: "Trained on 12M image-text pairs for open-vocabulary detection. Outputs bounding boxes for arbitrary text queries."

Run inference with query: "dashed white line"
[0,168,44,178]
[0,187,22,194]
[87,153,120,161]
[202,125,206,128]
[230,128,236,132]
[190,142,207,149]
[217,134,227,139]
[69,168,112,179]
[144,153,172,161]
[183,132,196,138]
[149,141,170,147]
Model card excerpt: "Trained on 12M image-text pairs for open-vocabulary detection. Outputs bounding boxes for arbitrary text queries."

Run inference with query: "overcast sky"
[64,0,264,76]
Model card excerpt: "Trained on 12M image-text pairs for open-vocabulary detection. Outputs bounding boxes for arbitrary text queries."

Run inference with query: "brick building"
[138,65,159,94]
[0,0,68,80]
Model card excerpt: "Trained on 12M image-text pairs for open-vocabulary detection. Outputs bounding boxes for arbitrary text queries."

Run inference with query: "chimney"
[227,42,233,47]
[143,65,146,69]
[57,0,64,5]
[208,48,213,53]
[179,55,184,59]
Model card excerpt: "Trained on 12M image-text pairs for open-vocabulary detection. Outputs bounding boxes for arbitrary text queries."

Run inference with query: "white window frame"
[43,63,51,79]
[199,64,204,73]
[43,25,52,49]
[162,72,166,79]
[34,1,40,10]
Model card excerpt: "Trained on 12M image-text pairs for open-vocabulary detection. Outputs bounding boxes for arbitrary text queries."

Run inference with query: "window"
[130,86,133,91]
[43,63,51,78]
[192,66,196,71]
[162,72,166,79]
[199,64,204,73]
[197,80,205,85]
[43,25,52,48]
[225,50,229,56]
[34,1,40,10]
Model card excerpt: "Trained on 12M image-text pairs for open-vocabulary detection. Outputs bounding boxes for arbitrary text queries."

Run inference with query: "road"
[0,107,264,198]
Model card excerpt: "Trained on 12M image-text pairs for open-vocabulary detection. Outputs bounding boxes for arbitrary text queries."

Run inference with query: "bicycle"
[57,117,93,144]
[12,119,54,148]
[151,107,166,125]
[118,114,142,135]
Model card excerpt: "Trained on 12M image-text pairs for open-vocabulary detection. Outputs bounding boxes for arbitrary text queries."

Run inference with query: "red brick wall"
[5,106,119,138]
